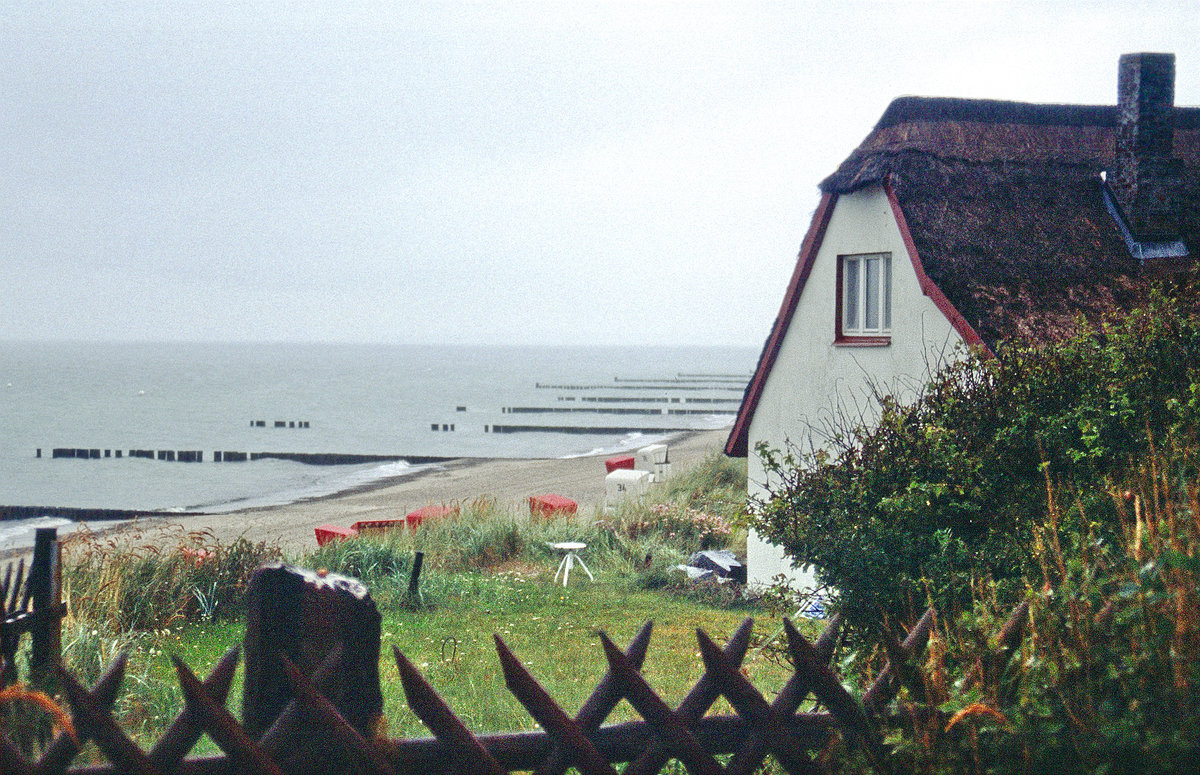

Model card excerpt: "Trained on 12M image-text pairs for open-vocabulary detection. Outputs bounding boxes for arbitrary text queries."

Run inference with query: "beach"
[123,428,732,553]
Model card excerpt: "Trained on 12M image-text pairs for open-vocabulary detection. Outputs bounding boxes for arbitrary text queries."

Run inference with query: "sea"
[0,342,755,541]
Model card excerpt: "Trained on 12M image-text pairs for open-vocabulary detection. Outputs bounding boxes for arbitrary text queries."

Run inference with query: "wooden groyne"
[43,449,455,466]
[249,420,311,428]
[249,452,453,466]
[0,504,208,522]
[501,406,735,416]
[613,376,748,384]
[487,424,683,434]
[502,406,666,415]
[536,382,744,391]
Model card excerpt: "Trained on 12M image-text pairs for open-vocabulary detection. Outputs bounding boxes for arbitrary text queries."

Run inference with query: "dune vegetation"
[756,289,1200,773]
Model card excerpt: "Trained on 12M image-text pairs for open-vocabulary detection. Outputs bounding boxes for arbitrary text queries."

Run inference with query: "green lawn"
[119,567,811,755]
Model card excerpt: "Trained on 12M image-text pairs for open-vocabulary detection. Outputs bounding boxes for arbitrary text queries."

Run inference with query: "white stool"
[549,541,594,586]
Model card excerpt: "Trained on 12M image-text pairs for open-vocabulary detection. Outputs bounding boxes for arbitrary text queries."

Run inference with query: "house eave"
[725,192,838,458]
[881,178,992,356]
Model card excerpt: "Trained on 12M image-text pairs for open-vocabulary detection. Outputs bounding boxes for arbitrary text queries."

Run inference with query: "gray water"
[0,342,754,513]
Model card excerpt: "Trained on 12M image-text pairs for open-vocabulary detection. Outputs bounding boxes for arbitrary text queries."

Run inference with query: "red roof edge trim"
[883,178,993,357]
[726,192,839,457]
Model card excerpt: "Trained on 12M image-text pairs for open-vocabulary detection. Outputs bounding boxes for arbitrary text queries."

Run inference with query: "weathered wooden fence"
[1,556,1030,775]
[1,528,65,688]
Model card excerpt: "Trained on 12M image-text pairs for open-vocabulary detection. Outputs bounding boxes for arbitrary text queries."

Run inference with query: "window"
[837,252,891,343]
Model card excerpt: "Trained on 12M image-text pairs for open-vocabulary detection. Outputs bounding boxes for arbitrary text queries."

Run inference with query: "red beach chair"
[181,547,212,568]
[314,524,358,546]
[605,455,636,473]
[529,494,578,519]
[350,518,407,535]
[405,504,458,529]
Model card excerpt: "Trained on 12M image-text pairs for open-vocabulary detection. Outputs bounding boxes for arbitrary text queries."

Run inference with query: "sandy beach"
[126,429,732,554]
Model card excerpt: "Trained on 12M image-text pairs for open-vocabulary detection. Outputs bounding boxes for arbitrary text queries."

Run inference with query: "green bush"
[755,287,1200,629]
[750,284,1200,771]
[864,453,1200,774]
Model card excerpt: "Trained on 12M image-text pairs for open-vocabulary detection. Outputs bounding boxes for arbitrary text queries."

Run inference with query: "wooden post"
[406,551,424,605]
[29,527,63,686]
[243,563,383,770]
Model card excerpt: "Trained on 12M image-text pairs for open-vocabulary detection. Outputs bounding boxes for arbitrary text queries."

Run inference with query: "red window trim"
[834,335,892,347]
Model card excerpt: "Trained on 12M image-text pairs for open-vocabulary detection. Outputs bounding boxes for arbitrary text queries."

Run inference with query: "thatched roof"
[822,96,1200,347]
[726,95,1200,457]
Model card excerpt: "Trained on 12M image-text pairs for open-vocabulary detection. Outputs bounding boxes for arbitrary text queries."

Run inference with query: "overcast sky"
[2,1,1198,346]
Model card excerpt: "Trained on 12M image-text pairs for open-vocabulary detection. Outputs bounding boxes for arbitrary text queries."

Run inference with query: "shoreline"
[2,429,731,556]
[229,427,714,513]
[109,428,730,554]
[201,454,506,514]
[1,430,715,520]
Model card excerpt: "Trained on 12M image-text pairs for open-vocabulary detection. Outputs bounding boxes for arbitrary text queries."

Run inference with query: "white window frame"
[839,252,892,339]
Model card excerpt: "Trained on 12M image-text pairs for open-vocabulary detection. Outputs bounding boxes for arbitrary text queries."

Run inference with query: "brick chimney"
[1108,53,1182,241]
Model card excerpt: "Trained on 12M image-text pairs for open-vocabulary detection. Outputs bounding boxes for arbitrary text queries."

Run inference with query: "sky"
[2,1,1199,346]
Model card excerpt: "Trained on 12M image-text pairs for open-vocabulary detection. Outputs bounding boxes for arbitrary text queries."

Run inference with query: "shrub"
[755,288,1200,629]
[862,447,1200,774]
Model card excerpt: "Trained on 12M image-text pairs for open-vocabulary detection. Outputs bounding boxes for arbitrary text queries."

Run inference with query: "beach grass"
[60,523,282,631]
[298,453,747,606]
[54,450,748,625]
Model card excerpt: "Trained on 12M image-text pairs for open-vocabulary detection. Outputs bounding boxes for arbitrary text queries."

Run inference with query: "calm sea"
[0,342,754,516]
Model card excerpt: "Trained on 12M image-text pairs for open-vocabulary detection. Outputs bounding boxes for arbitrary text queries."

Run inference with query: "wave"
[557,430,673,460]
[188,458,428,513]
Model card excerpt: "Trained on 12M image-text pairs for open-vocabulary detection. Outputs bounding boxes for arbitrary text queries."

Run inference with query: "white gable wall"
[745,184,965,589]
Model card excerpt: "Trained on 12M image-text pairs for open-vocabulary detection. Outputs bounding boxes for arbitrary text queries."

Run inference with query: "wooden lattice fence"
[1,554,1031,775]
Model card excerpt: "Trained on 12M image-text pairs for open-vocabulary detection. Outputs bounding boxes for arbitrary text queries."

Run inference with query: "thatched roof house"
[826,95,1200,348]
[726,53,1199,587]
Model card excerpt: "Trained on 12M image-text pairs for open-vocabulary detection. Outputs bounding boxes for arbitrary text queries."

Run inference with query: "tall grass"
[61,524,281,632]
[52,454,748,635]
[662,450,748,520]
[857,438,1200,774]
[3,455,754,758]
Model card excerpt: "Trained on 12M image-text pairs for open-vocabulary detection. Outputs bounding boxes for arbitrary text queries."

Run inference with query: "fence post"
[406,551,424,605]
[29,527,63,686]
[242,563,383,772]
